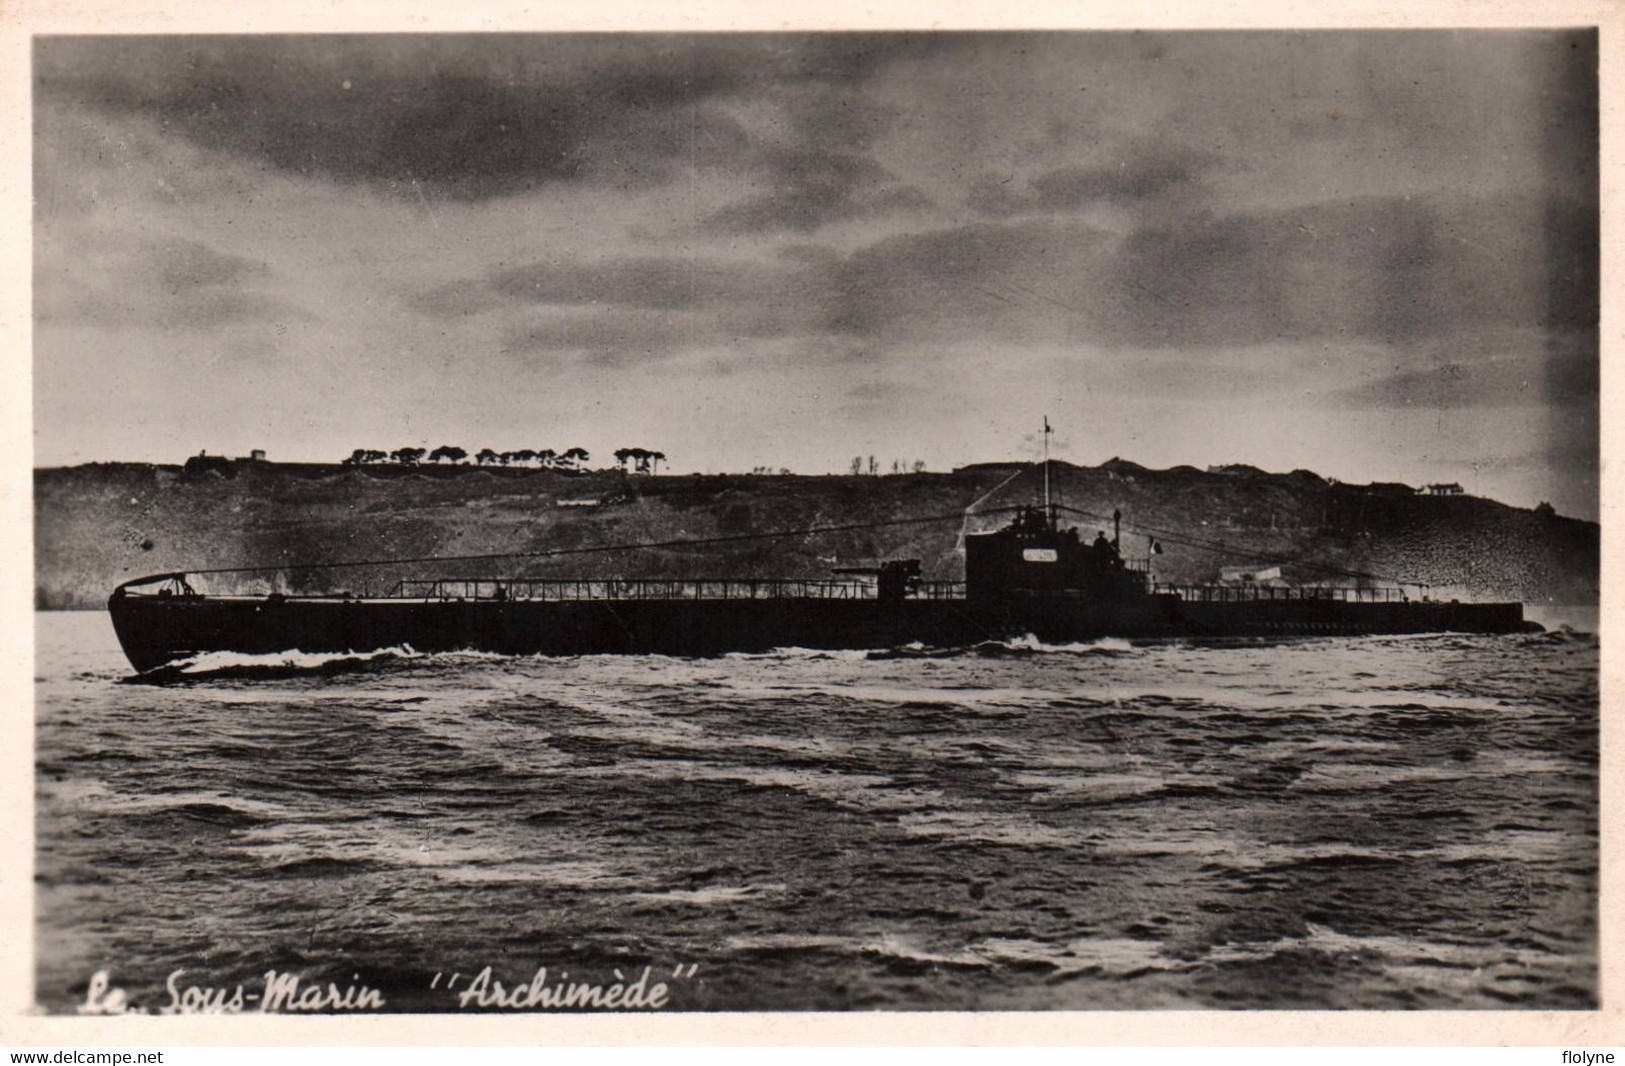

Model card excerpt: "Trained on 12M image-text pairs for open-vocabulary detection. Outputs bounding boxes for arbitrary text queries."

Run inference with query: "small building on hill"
[1421,483,1465,496]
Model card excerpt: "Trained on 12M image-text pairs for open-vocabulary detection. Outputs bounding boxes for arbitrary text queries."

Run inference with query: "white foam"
[1204,922,1551,969]
[976,936,1186,975]
[999,634,1137,655]
[723,646,879,662]
[896,810,1086,848]
[629,883,787,905]
[858,935,991,968]
[167,645,422,675]
[726,932,1180,975]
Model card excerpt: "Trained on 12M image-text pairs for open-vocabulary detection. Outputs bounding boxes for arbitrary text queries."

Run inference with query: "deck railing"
[138,573,1409,606]
[383,578,969,602]
[1151,583,1408,603]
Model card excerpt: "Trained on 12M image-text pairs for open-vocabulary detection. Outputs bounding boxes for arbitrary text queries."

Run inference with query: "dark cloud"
[703,146,888,234]
[1104,195,1598,347]
[427,253,831,360]
[151,239,270,291]
[776,81,897,152]
[815,220,1117,341]
[811,191,1597,351]
[36,233,311,330]
[499,300,819,365]
[702,146,933,235]
[871,186,935,214]
[404,282,506,320]
[488,256,772,313]
[160,290,312,331]
[34,96,264,214]
[1335,332,1598,410]
[700,86,933,235]
[409,186,1597,373]
[33,34,943,201]
[504,310,702,366]
[966,147,1214,217]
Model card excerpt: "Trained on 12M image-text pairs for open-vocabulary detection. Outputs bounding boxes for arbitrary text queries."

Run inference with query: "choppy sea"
[34,609,1598,1012]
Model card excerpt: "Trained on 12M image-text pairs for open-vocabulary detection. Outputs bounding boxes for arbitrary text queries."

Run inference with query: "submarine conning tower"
[964,505,1145,604]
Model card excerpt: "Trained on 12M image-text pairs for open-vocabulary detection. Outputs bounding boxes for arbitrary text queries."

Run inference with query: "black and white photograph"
[23,20,1604,1026]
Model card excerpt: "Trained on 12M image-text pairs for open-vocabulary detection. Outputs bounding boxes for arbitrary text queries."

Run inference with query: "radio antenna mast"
[1042,415,1053,520]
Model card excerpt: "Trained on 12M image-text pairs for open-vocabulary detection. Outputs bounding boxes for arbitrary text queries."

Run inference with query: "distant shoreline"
[34,459,1600,611]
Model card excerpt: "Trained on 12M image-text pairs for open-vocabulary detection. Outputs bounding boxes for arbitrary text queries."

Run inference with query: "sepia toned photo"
[29,28,1599,1019]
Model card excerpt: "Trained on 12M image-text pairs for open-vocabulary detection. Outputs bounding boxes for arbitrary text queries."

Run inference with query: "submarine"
[106,496,1534,675]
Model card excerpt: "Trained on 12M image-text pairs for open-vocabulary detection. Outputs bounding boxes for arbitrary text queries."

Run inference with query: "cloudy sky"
[33,32,1599,516]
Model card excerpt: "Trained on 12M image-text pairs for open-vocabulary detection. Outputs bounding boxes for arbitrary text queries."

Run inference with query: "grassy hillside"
[33,459,1599,609]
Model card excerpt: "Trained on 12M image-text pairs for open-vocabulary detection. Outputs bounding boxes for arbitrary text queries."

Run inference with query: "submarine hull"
[107,591,1534,675]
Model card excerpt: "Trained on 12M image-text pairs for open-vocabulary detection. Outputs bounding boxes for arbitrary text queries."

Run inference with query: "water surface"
[35,611,1598,1011]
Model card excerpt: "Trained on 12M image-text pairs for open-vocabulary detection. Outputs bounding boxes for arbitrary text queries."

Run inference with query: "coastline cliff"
[33,460,1599,610]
